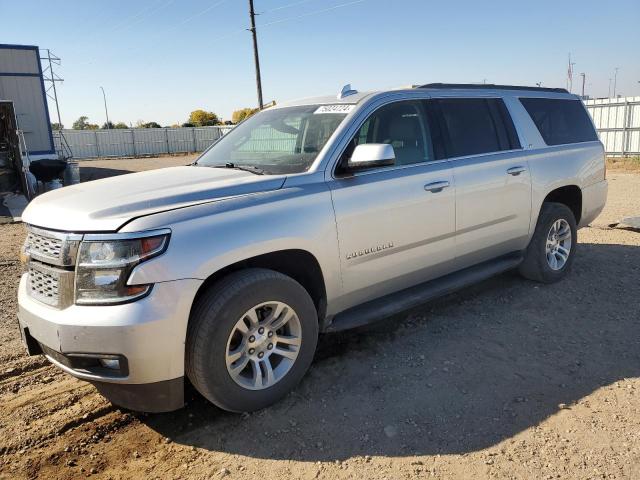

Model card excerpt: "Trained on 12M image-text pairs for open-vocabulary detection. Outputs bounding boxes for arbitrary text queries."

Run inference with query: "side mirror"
[347,144,395,171]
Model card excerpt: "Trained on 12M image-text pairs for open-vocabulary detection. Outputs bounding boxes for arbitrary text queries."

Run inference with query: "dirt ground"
[0,158,639,480]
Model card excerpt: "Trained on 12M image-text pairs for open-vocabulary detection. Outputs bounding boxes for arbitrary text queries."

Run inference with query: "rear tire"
[185,268,318,412]
[518,202,577,283]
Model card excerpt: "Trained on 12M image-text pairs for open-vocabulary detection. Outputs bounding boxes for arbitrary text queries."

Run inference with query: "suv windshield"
[196,105,349,174]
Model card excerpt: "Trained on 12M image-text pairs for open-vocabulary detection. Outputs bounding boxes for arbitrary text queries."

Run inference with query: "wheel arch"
[189,249,328,324]
[542,184,582,223]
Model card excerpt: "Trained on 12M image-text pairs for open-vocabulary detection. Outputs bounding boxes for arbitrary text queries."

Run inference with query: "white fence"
[53,126,233,160]
[585,96,640,156]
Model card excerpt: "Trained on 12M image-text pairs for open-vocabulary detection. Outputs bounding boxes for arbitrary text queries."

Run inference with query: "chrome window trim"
[524,139,602,149]
[443,148,526,163]
[335,158,451,179]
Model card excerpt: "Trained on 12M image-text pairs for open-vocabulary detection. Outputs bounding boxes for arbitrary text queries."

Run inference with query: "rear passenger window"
[436,98,520,158]
[519,98,598,146]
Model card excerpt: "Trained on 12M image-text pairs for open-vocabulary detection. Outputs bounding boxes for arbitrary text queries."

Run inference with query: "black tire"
[518,202,578,283]
[185,268,318,412]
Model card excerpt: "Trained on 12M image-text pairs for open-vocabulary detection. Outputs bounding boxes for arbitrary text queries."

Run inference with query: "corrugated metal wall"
[53,126,233,159]
[0,45,54,155]
[585,96,640,156]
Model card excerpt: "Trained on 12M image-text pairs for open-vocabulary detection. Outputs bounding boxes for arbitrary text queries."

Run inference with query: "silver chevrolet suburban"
[17,84,607,413]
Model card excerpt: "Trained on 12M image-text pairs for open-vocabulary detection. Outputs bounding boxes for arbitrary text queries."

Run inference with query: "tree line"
[55,105,267,130]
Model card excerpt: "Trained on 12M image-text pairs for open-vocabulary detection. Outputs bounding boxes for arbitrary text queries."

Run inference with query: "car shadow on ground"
[141,242,640,461]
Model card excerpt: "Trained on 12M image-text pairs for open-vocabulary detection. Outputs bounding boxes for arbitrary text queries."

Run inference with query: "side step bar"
[326,253,523,332]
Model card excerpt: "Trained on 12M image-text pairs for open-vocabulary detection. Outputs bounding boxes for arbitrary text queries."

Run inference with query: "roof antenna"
[337,84,358,100]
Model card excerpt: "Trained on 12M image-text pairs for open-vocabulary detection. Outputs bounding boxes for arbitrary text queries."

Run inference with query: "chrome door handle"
[507,166,526,176]
[424,181,450,193]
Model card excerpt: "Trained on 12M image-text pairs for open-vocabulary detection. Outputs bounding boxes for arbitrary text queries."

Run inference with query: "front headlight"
[75,229,170,305]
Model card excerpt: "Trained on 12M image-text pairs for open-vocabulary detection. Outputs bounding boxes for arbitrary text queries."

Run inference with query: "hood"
[22,166,286,232]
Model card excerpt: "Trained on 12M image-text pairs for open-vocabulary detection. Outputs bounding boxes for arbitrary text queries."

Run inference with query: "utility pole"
[613,67,619,97]
[248,0,264,110]
[100,86,110,128]
[608,78,612,98]
[580,73,586,98]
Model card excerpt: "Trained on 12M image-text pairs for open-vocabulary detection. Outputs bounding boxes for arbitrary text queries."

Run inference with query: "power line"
[262,0,318,14]
[108,0,175,34]
[68,0,176,65]
[171,0,230,28]
[74,0,230,68]
[259,0,369,28]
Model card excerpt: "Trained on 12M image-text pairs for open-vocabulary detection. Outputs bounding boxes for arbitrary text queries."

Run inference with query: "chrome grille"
[25,231,63,261]
[27,261,75,309]
[24,226,82,267]
[28,264,60,306]
[24,226,81,309]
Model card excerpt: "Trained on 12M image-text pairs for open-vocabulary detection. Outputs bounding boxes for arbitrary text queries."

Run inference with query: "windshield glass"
[196,105,349,174]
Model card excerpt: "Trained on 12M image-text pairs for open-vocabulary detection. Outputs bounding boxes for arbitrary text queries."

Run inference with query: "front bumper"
[17,274,202,412]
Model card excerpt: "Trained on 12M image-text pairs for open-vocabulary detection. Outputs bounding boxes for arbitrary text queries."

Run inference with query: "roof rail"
[418,83,569,94]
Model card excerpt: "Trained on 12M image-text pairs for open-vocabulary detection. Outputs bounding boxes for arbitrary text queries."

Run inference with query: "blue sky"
[2,0,639,127]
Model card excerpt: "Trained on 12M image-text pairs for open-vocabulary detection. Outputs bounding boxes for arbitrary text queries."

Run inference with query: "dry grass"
[607,156,640,172]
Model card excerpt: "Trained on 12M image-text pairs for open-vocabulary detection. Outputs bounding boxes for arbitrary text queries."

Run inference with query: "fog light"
[99,358,120,370]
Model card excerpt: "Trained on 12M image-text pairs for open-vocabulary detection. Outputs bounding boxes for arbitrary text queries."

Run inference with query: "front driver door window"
[339,101,434,172]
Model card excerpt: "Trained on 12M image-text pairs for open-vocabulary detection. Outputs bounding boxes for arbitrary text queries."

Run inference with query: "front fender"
[124,184,342,307]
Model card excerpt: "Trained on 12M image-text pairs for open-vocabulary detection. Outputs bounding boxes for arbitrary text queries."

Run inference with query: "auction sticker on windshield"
[314,105,356,114]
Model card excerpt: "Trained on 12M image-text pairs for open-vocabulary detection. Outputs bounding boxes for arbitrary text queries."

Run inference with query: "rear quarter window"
[519,98,598,146]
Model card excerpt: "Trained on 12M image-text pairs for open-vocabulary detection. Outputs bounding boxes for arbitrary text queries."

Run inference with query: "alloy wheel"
[225,301,302,390]
[545,218,572,270]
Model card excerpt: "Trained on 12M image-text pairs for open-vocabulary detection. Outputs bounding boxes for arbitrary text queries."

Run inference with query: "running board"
[326,253,523,332]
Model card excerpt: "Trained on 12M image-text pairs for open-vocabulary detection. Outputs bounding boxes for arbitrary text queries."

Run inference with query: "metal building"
[0,44,56,160]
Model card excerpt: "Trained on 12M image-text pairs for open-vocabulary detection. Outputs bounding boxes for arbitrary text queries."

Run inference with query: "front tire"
[518,202,578,283]
[185,269,318,412]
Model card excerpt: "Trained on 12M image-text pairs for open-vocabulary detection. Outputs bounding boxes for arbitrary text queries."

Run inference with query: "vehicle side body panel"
[328,160,456,312]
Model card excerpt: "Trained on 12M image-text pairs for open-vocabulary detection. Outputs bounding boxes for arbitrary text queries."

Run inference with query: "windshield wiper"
[212,162,265,175]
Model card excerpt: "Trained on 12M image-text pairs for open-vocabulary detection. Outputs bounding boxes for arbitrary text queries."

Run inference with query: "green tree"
[141,121,162,129]
[72,116,90,130]
[231,107,259,124]
[188,109,220,127]
[181,122,195,128]
[113,122,128,129]
[51,122,64,130]
[101,121,115,129]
